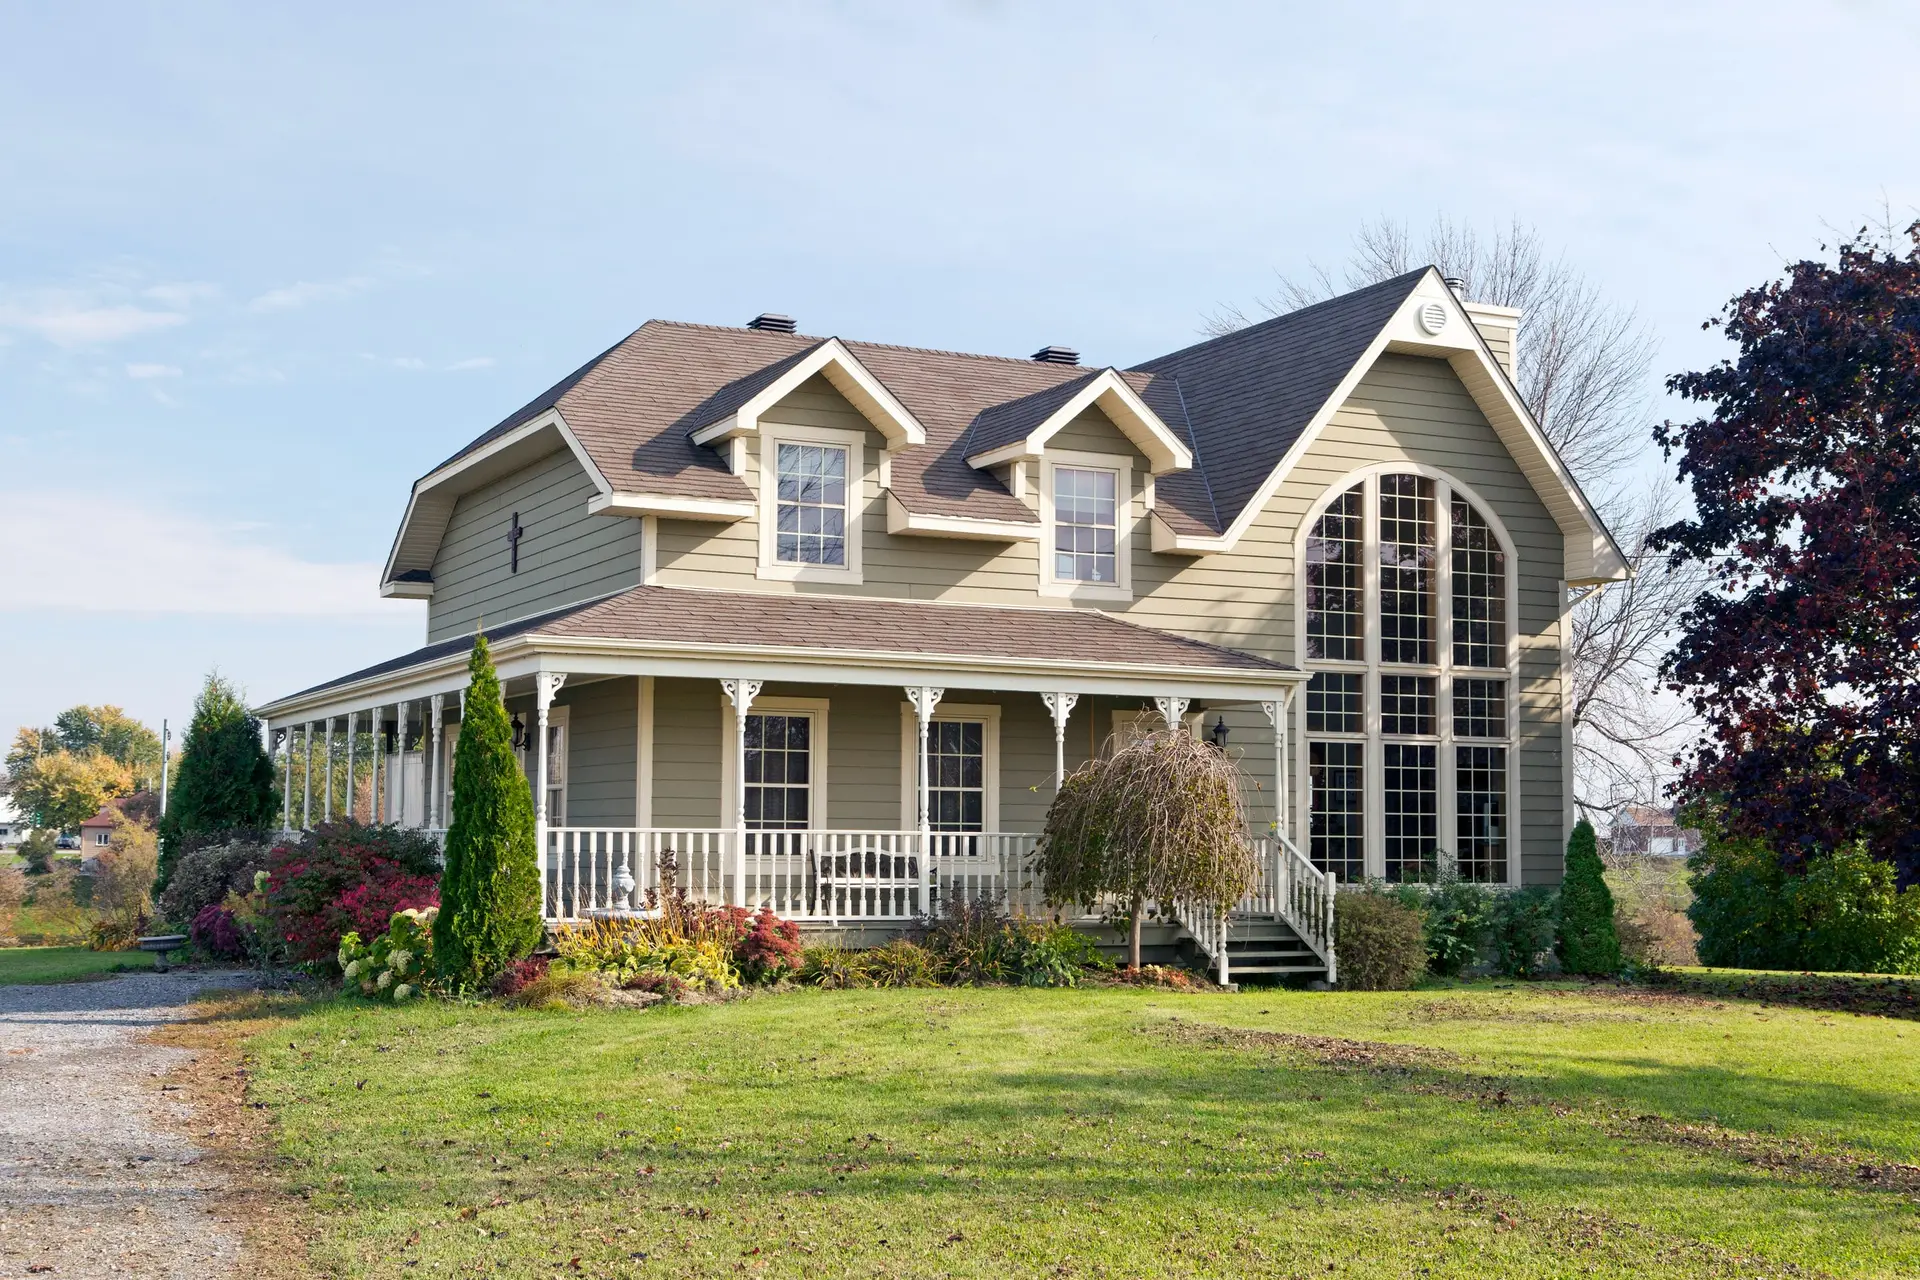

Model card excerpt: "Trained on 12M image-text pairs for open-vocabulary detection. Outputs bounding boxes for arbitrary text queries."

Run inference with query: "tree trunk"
[1128,895,1144,970]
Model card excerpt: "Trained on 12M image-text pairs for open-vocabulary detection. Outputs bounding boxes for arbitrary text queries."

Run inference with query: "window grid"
[1380,675,1436,737]
[774,443,848,567]
[1053,466,1118,584]
[1453,678,1507,740]
[1309,741,1365,883]
[1383,743,1438,883]
[1379,474,1436,664]
[1451,497,1506,667]
[1306,672,1364,735]
[744,713,811,829]
[925,720,985,833]
[1456,745,1508,883]
[1305,485,1365,661]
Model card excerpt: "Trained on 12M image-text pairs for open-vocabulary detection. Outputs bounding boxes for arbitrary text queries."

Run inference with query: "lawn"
[0,944,149,984]
[232,981,1920,1279]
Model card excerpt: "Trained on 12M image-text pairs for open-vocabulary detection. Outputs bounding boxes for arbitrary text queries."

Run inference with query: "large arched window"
[1301,470,1515,885]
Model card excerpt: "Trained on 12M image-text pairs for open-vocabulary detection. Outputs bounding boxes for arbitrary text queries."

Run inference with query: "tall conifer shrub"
[433,635,542,989]
[156,674,277,892]
[1556,819,1622,975]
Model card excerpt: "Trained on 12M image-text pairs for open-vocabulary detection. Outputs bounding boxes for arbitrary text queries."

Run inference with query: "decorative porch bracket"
[1040,692,1079,792]
[721,677,763,908]
[1152,695,1190,731]
[534,672,568,919]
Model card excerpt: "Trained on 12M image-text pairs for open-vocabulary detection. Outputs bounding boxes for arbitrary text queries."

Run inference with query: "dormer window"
[1040,453,1133,599]
[775,442,848,567]
[757,424,865,583]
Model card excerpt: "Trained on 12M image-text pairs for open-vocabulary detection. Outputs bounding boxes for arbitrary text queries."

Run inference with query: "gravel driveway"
[0,970,256,1278]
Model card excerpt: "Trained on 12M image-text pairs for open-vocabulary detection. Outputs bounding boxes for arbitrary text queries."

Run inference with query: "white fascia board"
[1149,270,1627,579]
[379,580,434,599]
[885,491,1039,542]
[380,408,611,586]
[964,368,1193,475]
[689,338,927,449]
[588,492,755,521]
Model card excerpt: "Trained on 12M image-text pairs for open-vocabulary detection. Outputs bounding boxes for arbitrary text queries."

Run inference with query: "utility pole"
[159,719,171,817]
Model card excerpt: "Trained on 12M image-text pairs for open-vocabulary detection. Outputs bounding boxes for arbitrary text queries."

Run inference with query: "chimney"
[746,313,796,334]
[1031,345,1080,366]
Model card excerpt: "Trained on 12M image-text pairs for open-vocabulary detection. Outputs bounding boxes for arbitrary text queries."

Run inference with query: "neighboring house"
[79,803,119,867]
[257,270,1625,981]
[1611,807,1702,858]
[0,795,27,846]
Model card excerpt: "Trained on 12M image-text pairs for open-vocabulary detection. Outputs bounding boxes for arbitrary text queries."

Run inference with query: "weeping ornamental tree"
[433,635,542,990]
[1037,729,1258,969]
[156,674,277,893]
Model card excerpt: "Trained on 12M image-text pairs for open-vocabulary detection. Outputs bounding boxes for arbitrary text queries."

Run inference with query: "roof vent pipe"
[1443,276,1468,301]
[1031,345,1080,365]
[747,313,796,333]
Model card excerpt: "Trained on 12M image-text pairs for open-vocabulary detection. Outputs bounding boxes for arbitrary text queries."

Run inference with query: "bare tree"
[1207,217,1656,490]
[1209,216,1693,818]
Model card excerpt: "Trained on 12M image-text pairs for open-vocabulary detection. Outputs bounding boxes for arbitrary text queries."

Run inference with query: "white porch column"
[366,707,379,825]
[301,723,312,829]
[322,718,334,823]
[429,694,445,829]
[1152,695,1191,732]
[1041,692,1079,794]
[396,701,411,825]
[281,728,293,832]
[1262,694,1287,838]
[906,686,944,914]
[534,672,567,918]
[721,678,762,908]
[345,712,357,823]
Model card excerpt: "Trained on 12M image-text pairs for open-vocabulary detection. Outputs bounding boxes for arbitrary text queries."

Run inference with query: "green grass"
[237,982,1920,1279]
[0,944,148,984]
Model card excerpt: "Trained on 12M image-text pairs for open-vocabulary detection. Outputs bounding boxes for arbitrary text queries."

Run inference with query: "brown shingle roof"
[279,584,1291,703]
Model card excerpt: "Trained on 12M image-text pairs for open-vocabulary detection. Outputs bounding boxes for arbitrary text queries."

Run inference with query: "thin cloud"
[0,492,397,619]
[0,299,187,347]
[125,362,182,379]
[447,356,494,371]
[142,281,221,308]
[248,275,374,312]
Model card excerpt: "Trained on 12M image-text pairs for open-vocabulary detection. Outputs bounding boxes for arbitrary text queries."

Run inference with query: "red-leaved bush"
[490,954,549,997]
[263,823,443,965]
[190,903,247,960]
[735,910,803,983]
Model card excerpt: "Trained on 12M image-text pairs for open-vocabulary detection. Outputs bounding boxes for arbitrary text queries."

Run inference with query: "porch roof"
[258,584,1298,720]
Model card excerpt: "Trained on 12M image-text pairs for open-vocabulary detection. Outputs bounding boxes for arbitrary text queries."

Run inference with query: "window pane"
[1305,485,1364,661]
[1309,741,1365,883]
[1453,679,1507,739]
[1383,743,1438,883]
[745,713,811,830]
[924,718,987,833]
[1456,745,1507,883]
[1379,474,1435,664]
[1452,497,1507,668]
[774,443,852,568]
[1306,672,1364,734]
[1380,675,1436,736]
[1053,467,1118,584]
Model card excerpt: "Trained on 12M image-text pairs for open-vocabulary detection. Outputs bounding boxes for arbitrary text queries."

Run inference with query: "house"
[1611,806,1701,858]
[78,802,119,868]
[0,795,27,847]
[256,271,1625,981]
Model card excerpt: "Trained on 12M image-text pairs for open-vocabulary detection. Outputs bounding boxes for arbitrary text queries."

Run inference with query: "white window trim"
[756,423,866,584]
[1293,464,1522,886]
[1040,449,1134,601]
[721,694,830,829]
[897,701,1001,831]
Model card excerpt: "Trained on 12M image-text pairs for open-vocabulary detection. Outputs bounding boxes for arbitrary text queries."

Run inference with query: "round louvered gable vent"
[1417,301,1449,336]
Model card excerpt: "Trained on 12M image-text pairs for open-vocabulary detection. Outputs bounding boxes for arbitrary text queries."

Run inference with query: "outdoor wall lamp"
[1210,715,1229,748]
[510,714,527,752]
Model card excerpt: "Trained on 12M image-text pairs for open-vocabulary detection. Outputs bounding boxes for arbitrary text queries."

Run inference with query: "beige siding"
[427,448,645,643]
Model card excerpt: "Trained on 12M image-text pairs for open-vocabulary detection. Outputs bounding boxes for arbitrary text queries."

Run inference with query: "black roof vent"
[747,312,796,334]
[1031,344,1080,365]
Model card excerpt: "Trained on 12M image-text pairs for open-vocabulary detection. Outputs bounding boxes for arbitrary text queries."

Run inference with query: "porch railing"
[543,826,1336,983]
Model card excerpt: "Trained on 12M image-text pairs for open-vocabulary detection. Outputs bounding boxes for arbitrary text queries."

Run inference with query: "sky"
[1,0,1916,744]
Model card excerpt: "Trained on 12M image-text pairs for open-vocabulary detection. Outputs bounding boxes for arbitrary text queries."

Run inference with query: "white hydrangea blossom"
[393,984,413,1001]
[342,960,362,981]
[387,949,413,972]
[377,970,393,990]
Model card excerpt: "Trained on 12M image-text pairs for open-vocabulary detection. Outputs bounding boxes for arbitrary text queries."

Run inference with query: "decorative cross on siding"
[507,512,524,573]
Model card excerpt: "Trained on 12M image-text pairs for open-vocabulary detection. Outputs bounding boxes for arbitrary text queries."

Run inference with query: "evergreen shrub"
[1557,820,1623,975]
[1334,890,1429,990]
[1489,886,1558,977]
[156,674,277,893]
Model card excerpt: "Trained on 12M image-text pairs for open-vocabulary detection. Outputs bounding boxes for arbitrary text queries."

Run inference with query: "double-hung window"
[760,428,863,582]
[1301,470,1515,884]
[1042,454,1131,598]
